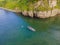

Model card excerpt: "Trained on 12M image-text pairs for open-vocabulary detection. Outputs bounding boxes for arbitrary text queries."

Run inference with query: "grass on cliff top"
[5,2,17,9]
[36,6,52,11]
[55,0,60,9]
[0,0,60,11]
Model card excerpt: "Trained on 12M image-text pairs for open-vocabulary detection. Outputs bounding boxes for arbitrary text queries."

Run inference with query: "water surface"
[0,9,60,45]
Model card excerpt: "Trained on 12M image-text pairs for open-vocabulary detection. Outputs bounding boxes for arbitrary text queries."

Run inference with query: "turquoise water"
[0,9,60,45]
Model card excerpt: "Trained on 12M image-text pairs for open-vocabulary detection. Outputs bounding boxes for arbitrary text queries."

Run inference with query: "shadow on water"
[0,8,60,45]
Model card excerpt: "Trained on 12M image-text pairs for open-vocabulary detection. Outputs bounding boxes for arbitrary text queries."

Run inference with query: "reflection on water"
[0,9,60,45]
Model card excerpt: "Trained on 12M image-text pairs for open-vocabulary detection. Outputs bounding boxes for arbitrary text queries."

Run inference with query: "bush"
[5,2,17,9]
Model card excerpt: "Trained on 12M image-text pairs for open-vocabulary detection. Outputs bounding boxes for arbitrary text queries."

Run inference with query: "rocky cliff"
[20,0,59,18]
[1,0,60,18]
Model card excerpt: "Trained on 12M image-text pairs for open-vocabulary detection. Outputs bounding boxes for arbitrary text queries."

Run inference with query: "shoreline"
[0,7,60,18]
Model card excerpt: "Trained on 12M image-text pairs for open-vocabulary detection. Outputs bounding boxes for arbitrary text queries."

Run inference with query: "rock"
[13,7,60,18]
[28,11,34,18]
[34,1,41,8]
[37,11,47,18]
[49,0,57,8]
[14,7,21,13]
[33,11,37,17]
[46,11,52,17]
[34,0,45,8]
[20,9,60,18]
[50,9,58,17]
[57,9,60,14]
[22,10,28,16]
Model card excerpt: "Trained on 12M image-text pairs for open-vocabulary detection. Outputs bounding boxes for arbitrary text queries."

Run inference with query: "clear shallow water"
[0,9,60,45]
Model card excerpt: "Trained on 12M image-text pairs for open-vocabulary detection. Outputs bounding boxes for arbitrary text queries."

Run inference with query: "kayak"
[27,26,36,31]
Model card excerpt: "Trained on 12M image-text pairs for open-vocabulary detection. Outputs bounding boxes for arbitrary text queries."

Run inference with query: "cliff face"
[37,0,57,7]
[0,0,59,18]
[48,0,57,8]
[21,0,58,18]
[34,0,57,8]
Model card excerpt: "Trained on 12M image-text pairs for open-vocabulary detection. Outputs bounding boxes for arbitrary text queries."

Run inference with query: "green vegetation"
[0,0,60,11]
[55,0,60,9]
